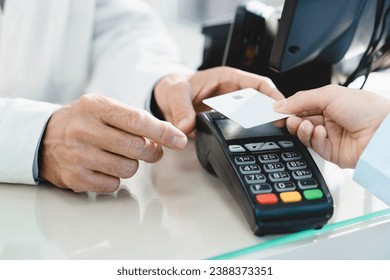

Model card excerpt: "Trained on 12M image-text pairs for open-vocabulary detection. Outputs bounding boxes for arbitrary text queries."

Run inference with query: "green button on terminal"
[303,189,323,200]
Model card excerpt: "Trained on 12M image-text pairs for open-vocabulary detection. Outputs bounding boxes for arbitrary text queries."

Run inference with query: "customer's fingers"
[296,119,315,148]
[285,115,303,135]
[273,86,337,114]
[310,125,332,162]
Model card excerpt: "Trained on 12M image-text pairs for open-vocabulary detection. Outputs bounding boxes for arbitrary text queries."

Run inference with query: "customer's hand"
[154,66,284,135]
[274,85,390,168]
[39,94,187,193]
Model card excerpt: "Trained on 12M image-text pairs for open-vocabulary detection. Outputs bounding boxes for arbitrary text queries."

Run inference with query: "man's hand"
[154,66,284,134]
[39,94,187,193]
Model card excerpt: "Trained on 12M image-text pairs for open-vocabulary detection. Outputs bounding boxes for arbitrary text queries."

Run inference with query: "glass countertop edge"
[207,208,390,260]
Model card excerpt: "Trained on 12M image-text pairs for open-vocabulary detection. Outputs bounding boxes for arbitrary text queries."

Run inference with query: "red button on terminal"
[256,193,278,205]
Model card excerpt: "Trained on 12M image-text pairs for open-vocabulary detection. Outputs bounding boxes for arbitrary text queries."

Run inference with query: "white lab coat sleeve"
[87,0,193,109]
[0,98,61,184]
[353,113,390,205]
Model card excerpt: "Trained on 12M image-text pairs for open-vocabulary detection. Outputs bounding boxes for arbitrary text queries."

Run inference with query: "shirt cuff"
[353,113,390,205]
[32,119,52,182]
[0,98,61,185]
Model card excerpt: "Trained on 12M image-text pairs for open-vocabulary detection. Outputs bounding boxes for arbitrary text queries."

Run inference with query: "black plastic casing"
[195,111,334,236]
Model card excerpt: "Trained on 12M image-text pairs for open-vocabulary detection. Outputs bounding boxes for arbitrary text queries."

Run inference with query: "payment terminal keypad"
[229,141,324,205]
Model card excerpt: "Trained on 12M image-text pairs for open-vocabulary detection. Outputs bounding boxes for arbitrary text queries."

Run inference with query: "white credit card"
[202,88,292,128]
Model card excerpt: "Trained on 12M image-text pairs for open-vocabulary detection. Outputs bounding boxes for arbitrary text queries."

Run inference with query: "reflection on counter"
[0,141,388,259]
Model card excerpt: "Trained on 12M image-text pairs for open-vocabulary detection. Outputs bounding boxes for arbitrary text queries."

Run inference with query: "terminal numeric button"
[245,174,266,184]
[292,169,312,180]
[234,156,255,165]
[258,154,279,163]
[249,183,272,194]
[263,163,285,172]
[239,164,261,174]
[282,152,301,161]
[269,172,290,182]
[287,160,307,170]
[228,145,245,153]
[274,181,296,192]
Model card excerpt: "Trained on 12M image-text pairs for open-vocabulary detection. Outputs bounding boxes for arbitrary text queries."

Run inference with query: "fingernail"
[273,99,286,111]
[172,135,188,150]
[177,118,190,131]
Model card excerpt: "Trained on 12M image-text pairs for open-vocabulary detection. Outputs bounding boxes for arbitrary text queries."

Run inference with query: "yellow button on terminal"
[280,191,302,203]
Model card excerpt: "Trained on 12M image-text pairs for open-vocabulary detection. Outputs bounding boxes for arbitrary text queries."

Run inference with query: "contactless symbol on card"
[202,88,291,128]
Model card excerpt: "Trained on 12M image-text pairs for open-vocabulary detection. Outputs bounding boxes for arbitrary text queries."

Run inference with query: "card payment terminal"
[195,110,334,236]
